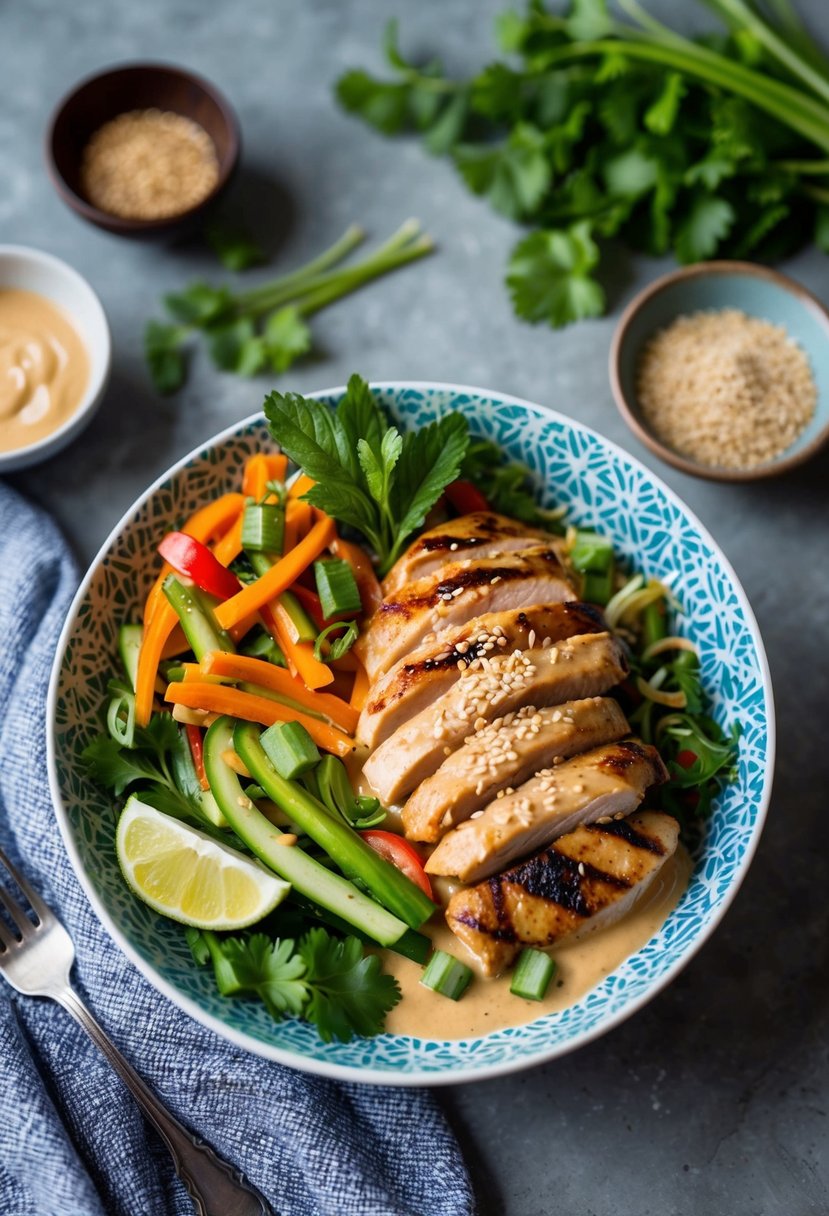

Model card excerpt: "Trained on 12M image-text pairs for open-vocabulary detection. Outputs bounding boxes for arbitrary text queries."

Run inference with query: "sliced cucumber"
[170,726,228,828]
[233,722,435,931]
[162,575,236,660]
[118,624,143,691]
[204,718,407,947]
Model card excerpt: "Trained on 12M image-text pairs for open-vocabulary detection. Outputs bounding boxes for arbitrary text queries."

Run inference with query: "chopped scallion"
[242,501,285,553]
[510,948,556,1001]
[570,530,614,574]
[314,558,361,619]
[260,720,321,779]
[313,619,358,661]
[582,568,614,605]
[420,950,473,1001]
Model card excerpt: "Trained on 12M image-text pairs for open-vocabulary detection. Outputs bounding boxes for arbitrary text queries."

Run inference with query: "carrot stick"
[136,603,178,725]
[288,473,315,499]
[331,536,382,616]
[212,511,245,566]
[349,660,370,712]
[160,624,189,659]
[215,515,335,630]
[201,651,359,733]
[164,682,354,757]
[283,500,313,553]
[267,453,288,481]
[268,608,334,690]
[243,453,289,501]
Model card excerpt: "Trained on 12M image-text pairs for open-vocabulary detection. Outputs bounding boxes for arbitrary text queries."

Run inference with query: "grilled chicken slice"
[446,811,679,976]
[355,547,577,681]
[358,602,606,749]
[362,632,628,805]
[382,512,560,596]
[402,696,628,843]
[426,738,667,882]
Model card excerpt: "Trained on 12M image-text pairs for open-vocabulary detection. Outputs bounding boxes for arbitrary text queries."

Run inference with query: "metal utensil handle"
[54,987,273,1216]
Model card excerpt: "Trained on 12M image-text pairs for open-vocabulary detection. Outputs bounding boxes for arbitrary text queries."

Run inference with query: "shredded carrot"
[135,603,179,726]
[215,514,335,630]
[211,511,245,567]
[201,651,359,734]
[331,536,383,616]
[283,499,313,552]
[268,607,334,690]
[160,624,189,659]
[288,473,315,499]
[165,682,354,757]
[349,659,370,711]
[143,493,246,626]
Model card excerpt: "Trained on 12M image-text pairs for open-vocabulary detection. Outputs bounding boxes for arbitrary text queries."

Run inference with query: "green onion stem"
[776,158,829,174]
[535,38,829,152]
[294,237,434,317]
[236,224,366,309]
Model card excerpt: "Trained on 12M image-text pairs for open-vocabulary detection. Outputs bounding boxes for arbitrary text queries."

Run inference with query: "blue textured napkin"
[0,482,475,1216]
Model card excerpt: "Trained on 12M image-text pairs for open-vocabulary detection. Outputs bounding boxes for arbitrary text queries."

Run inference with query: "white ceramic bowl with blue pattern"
[47,383,774,1085]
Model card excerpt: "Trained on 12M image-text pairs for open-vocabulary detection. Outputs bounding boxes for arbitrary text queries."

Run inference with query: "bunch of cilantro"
[337,0,829,326]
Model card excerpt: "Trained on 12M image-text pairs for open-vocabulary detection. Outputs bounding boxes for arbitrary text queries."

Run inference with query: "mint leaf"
[675,194,735,263]
[507,224,605,327]
[336,373,386,465]
[263,390,363,486]
[264,306,312,374]
[299,929,401,1043]
[357,427,402,504]
[145,321,189,395]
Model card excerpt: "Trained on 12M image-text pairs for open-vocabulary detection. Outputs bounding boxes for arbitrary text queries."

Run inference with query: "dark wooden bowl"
[46,62,240,238]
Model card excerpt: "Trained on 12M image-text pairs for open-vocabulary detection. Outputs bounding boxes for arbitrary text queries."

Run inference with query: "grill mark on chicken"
[597,739,659,778]
[589,815,669,854]
[378,549,567,616]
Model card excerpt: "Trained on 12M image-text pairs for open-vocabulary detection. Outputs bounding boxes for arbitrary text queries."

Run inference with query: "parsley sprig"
[196,927,401,1043]
[264,374,470,575]
[337,3,829,326]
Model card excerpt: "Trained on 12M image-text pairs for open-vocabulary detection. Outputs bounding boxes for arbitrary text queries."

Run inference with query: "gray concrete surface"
[3,1,829,1212]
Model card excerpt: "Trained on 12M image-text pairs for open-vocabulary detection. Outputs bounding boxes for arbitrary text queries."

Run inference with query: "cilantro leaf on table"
[205,220,266,272]
[263,306,312,373]
[674,193,736,263]
[145,321,189,395]
[454,122,551,220]
[507,223,604,327]
[299,928,401,1043]
[264,374,469,574]
[208,318,267,376]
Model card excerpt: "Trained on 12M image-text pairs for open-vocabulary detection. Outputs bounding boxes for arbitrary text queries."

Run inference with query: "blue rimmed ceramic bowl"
[610,261,829,481]
[47,383,774,1085]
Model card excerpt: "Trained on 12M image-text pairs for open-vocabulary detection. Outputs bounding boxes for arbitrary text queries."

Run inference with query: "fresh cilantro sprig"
[144,221,433,393]
[264,374,470,575]
[459,437,564,530]
[195,927,401,1043]
[337,4,829,326]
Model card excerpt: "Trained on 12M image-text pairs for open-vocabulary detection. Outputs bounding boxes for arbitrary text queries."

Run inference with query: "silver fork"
[0,846,273,1216]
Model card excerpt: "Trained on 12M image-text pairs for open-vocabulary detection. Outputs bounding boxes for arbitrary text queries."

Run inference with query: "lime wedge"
[116,797,290,930]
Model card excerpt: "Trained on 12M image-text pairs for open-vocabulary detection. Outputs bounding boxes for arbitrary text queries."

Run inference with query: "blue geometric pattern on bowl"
[48,383,774,1084]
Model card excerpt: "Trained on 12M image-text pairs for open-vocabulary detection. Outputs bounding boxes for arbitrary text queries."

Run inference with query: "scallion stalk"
[420,951,474,1001]
[510,949,556,1001]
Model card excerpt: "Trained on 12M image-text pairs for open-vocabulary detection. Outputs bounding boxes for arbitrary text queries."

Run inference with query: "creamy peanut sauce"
[384,847,691,1039]
[0,289,89,452]
[347,752,692,1040]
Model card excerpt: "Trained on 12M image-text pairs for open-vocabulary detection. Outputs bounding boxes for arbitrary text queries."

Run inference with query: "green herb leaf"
[565,0,614,41]
[144,321,189,395]
[264,306,312,373]
[207,319,267,376]
[674,194,735,263]
[386,412,469,569]
[205,221,266,271]
[218,934,309,1019]
[336,69,412,134]
[313,619,360,662]
[299,928,401,1043]
[507,223,604,327]
[164,282,234,327]
[644,72,687,136]
[454,123,551,220]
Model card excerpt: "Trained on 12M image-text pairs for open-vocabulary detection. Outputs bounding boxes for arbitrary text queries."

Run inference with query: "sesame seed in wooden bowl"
[609,262,829,482]
[46,63,240,239]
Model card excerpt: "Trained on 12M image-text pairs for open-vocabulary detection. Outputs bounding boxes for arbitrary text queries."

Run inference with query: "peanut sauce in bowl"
[0,246,110,471]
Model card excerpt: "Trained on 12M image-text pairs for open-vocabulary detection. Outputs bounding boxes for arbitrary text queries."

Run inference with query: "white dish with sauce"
[46,384,774,1084]
[0,245,110,472]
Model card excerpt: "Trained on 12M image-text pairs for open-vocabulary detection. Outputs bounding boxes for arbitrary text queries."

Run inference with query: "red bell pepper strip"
[359,831,433,900]
[185,725,210,791]
[676,749,698,770]
[444,479,489,515]
[158,532,242,601]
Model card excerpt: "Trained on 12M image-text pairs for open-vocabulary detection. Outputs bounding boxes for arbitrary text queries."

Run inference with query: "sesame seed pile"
[636,308,816,470]
[81,109,219,221]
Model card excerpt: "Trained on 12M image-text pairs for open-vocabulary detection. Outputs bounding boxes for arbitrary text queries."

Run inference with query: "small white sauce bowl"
[0,244,111,472]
